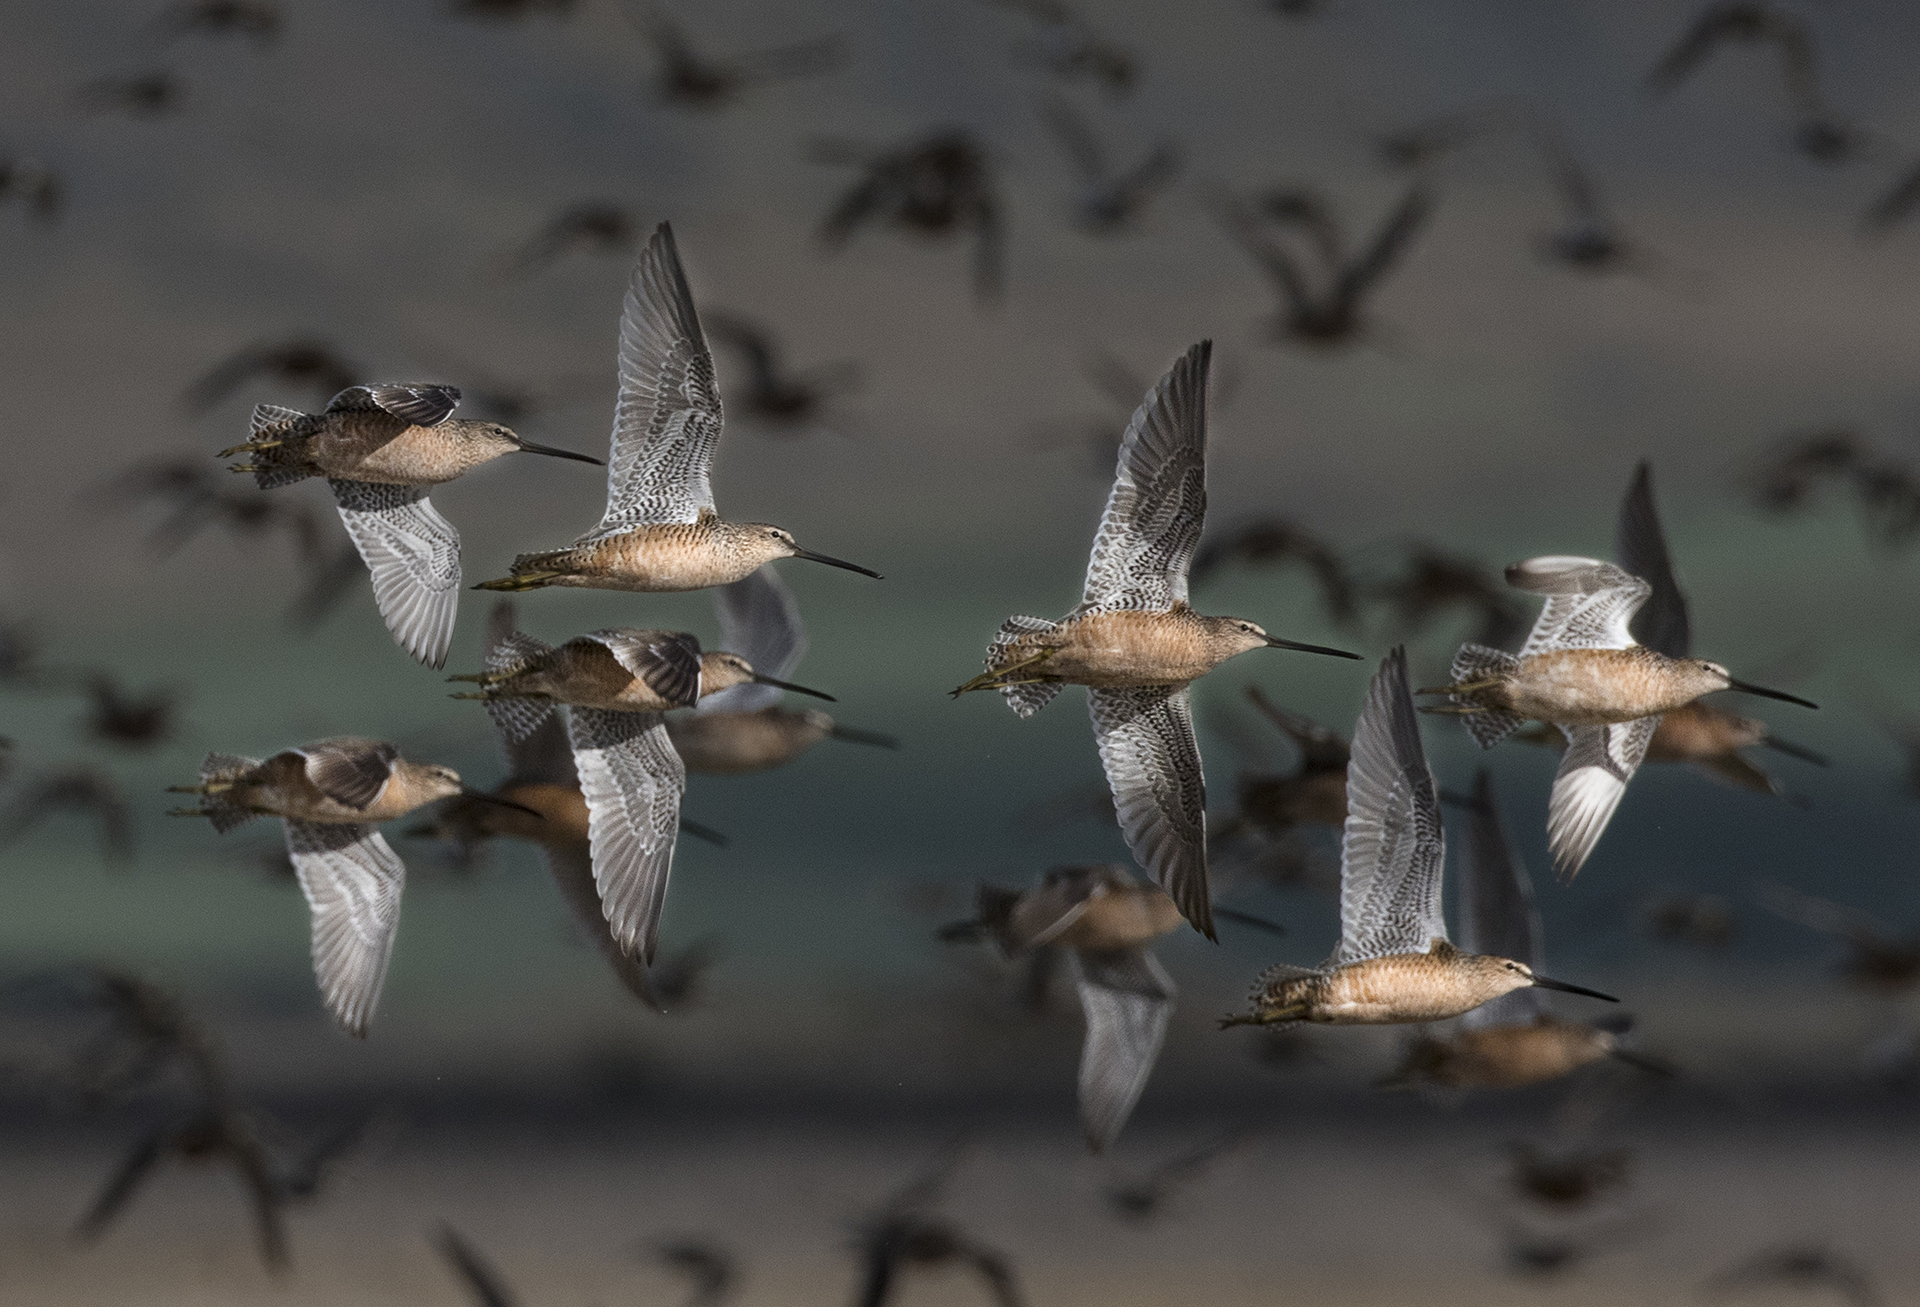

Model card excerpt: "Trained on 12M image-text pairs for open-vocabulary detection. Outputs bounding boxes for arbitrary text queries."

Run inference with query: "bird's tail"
[221,405,311,489]
[1447,643,1525,749]
[474,550,573,592]
[168,752,262,833]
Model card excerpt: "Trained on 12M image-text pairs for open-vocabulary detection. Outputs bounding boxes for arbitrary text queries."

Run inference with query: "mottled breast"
[1013,609,1214,688]
[558,525,759,592]
[1312,954,1493,1025]
[1508,648,1690,726]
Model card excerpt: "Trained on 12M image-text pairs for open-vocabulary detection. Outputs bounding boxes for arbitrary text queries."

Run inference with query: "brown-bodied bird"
[703,312,861,437]
[1700,1244,1885,1307]
[1761,884,1920,996]
[989,0,1136,98]
[0,765,134,866]
[1381,770,1638,1091]
[816,131,1004,302]
[942,864,1182,1151]
[628,2,840,110]
[1191,519,1357,626]
[665,567,896,776]
[0,156,62,223]
[1647,4,1868,165]
[411,603,674,1009]
[496,202,644,275]
[953,342,1359,939]
[478,225,880,596]
[449,608,822,965]
[145,0,281,44]
[1420,552,1815,880]
[1102,1127,1255,1223]
[847,1146,1027,1307]
[79,71,184,118]
[1223,649,1617,1028]
[1208,180,1435,348]
[1039,94,1180,234]
[223,382,602,667]
[170,738,536,1034]
[181,337,364,413]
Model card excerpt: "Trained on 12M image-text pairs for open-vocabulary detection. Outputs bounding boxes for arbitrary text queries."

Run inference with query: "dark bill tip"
[753,674,837,703]
[515,439,604,465]
[1529,973,1619,1002]
[459,787,543,819]
[792,548,882,579]
[1264,636,1363,659]
[1725,678,1819,710]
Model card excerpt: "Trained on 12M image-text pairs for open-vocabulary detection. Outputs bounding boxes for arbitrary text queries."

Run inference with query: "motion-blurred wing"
[1089,686,1211,938]
[586,223,723,535]
[568,707,686,965]
[541,843,659,1009]
[1547,716,1660,881]
[1073,947,1175,1153]
[1334,648,1447,964]
[699,565,806,713]
[1457,768,1546,1029]
[1507,556,1652,656]
[1614,462,1691,658]
[1079,341,1210,613]
[328,479,461,669]
[284,820,405,1037]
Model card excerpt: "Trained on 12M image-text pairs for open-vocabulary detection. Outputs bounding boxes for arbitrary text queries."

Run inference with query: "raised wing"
[1073,947,1175,1154]
[1089,686,1211,939]
[299,737,399,811]
[1547,716,1661,881]
[699,566,806,713]
[586,223,723,536]
[328,479,462,669]
[284,820,405,1037]
[1614,462,1692,658]
[1079,341,1210,613]
[583,628,704,707]
[324,383,461,427]
[1507,556,1652,656]
[1334,647,1447,965]
[568,707,686,965]
[1456,767,1546,1030]
[1326,182,1435,315]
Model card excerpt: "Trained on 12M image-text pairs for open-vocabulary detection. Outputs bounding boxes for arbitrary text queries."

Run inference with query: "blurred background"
[3,0,1920,1302]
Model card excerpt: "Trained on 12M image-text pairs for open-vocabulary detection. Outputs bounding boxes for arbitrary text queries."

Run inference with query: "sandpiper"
[219,382,601,667]
[665,566,896,775]
[1222,649,1617,1028]
[1419,545,1816,879]
[944,863,1181,1152]
[1382,769,1634,1090]
[168,738,534,1035]
[476,224,879,596]
[952,341,1358,938]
